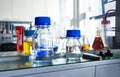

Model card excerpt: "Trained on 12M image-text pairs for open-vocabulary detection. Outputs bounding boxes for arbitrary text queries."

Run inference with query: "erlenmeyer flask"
[92,29,104,51]
[82,35,90,51]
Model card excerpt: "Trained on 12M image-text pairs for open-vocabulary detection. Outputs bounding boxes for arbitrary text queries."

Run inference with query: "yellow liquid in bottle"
[23,41,32,56]
[82,44,90,51]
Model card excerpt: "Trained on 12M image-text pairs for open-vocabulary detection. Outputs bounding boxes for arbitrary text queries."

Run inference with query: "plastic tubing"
[101,9,116,25]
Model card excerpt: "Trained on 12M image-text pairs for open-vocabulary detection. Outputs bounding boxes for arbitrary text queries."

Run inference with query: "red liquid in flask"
[16,26,24,54]
[92,37,104,50]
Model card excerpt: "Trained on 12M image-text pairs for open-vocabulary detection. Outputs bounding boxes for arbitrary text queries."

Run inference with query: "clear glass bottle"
[66,30,82,62]
[33,16,58,63]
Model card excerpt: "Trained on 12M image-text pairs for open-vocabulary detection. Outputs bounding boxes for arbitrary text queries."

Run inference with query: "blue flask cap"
[35,16,51,27]
[24,30,35,36]
[66,30,81,38]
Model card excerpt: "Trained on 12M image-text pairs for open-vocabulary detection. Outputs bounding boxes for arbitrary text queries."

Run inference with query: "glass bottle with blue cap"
[33,16,58,63]
[23,30,35,56]
[66,30,82,62]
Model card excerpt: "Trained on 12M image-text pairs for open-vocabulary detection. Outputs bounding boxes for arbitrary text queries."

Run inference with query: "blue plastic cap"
[24,30,35,36]
[66,30,81,37]
[35,16,51,27]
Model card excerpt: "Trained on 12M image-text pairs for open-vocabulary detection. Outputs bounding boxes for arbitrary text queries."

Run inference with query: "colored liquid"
[23,41,32,56]
[92,37,104,50]
[36,46,58,56]
[82,44,90,51]
[35,46,58,62]
[16,26,24,54]
[17,44,23,53]
[16,33,23,53]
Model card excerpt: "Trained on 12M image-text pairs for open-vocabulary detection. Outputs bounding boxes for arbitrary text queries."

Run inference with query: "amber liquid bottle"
[92,30,104,51]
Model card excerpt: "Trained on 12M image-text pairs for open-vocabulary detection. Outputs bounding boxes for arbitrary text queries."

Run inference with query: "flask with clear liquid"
[66,30,82,62]
[33,16,58,63]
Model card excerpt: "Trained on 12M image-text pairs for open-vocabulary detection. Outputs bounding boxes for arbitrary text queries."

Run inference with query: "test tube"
[16,26,24,54]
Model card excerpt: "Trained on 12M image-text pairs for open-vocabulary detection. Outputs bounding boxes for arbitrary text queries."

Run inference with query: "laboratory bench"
[0,49,120,77]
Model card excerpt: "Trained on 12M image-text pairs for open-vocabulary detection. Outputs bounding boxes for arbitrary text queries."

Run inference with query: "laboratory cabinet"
[0,59,120,77]
[33,0,48,18]
[0,63,96,77]
[19,67,95,77]
[12,0,33,21]
[0,0,47,21]
[0,0,33,21]
[96,63,120,77]
[18,63,120,77]
[0,49,120,77]
[0,0,12,20]
[12,0,48,21]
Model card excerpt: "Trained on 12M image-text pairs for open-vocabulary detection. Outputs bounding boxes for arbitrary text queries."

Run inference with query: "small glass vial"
[66,30,82,62]
[33,16,58,63]
[16,26,24,54]
[23,30,35,56]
